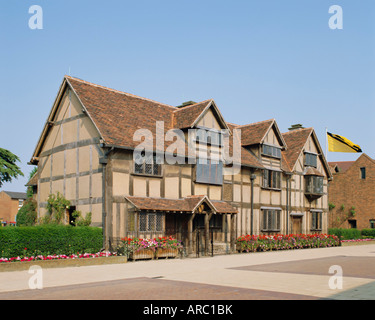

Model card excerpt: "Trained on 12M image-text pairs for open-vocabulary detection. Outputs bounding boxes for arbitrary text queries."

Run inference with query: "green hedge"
[328,228,362,240]
[361,229,375,239]
[328,228,375,240]
[0,225,103,258]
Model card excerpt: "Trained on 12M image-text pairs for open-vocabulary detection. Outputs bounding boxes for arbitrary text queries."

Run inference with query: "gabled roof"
[282,128,313,171]
[67,76,176,149]
[282,128,332,179]
[328,161,355,173]
[25,171,38,187]
[173,100,211,128]
[328,154,374,174]
[31,76,263,170]
[232,119,287,148]
[125,195,238,214]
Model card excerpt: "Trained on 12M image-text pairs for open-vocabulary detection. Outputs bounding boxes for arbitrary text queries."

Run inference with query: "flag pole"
[325,127,328,161]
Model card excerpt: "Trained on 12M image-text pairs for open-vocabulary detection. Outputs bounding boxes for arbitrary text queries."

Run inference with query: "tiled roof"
[304,167,324,177]
[328,161,355,173]
[282,128,314,171]
[173,100,212,129]
[67,76,175,150]
[125,195,238,214]
[25,171,38,186]
[234,119,275,146]
[66,76,263,169]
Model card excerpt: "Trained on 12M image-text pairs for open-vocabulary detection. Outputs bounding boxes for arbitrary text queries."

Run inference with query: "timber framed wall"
[30,76,332,245]
[36,88,104,226]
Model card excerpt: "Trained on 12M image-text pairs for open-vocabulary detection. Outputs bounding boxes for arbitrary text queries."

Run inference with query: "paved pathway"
[0,244,374,300]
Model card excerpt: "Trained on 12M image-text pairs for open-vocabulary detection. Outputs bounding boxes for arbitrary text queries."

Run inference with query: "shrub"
[0,225,103,258]
[71,211,92,227]
[328,228,362,240]
[361,229,375,239]
[44,192,70,224]
[16,199,37,226]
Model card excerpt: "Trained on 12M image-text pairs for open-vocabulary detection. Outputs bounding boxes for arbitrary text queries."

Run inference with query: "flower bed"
[120,236,183,260]
[155,236,183,250]
[0,251,117,263]
[237,234,340,253]
[341,238,374,243]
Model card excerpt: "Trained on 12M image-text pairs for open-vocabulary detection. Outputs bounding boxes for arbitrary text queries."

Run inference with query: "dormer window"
[196,129,222,146]
[262,144,281,159]
[305,152,317,167]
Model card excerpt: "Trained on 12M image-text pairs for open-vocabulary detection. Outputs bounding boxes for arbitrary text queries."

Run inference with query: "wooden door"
[292,217,302,234]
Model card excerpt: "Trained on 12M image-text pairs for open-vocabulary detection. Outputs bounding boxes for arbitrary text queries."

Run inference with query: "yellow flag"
[327,132,362,153]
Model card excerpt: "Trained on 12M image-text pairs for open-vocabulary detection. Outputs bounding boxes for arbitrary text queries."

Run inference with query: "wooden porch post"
[205,212,213,255]
[188,213,195,255]
[230,213,236,253]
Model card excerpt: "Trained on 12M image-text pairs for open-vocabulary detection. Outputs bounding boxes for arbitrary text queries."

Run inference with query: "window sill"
[195,180,223,186]
[131,172,163,178]
[261,187,281,192]
[261,154,281,160]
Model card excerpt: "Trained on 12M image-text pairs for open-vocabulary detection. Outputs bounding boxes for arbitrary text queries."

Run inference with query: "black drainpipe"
[250,172,256,235]
[286,174,291,234]
[99,146,114,250]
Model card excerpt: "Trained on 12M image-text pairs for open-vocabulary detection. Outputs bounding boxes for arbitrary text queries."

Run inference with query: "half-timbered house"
[29,76,332,254]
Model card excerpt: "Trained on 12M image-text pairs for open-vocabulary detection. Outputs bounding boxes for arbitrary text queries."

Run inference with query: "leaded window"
[263,169,281,189]
[305,152,317,168]
[262,144,281,159]
[261,209,281,232]
[305,175,323,195]
[196,129,222,146]
[311,211,322,231]
[134,154,161,176]
[139,212,163,232]
[196,159,223,185]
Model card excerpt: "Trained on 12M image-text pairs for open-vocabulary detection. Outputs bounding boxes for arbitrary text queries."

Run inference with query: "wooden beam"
[205,212,213,255]
[230,213,236,253]
[188,213,195,255]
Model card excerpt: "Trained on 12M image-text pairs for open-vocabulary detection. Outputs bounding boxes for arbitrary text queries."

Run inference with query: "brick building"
[328,154,375,229]
[0,191,27,226]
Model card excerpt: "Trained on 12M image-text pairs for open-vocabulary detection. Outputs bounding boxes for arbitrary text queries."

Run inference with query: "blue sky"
[0,0,374,192]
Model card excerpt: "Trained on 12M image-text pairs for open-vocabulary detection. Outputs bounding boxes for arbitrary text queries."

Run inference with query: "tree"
[26,167,38,198]
[16,198,37,226]
[0,148,24,187]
